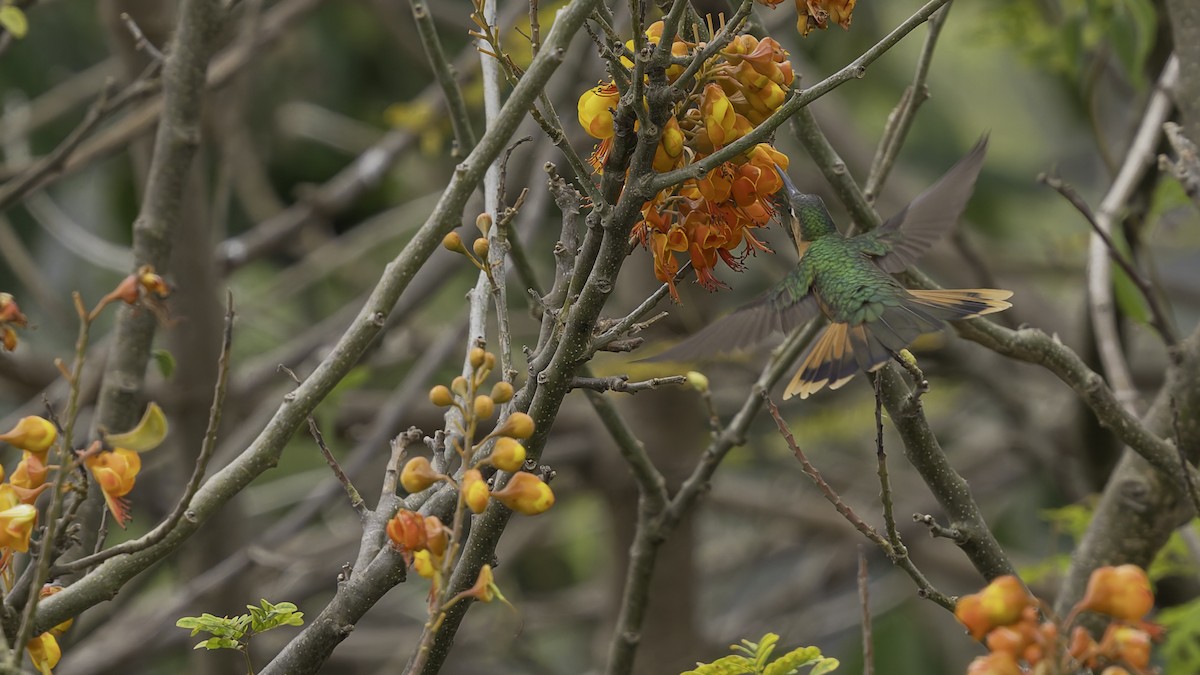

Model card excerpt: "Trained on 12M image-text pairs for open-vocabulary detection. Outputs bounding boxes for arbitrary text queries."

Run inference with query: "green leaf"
[753,633,779,670]
[763,646,824,675]
[807,658,839,675]
[152,349,176,379]
[195,637,241,651]
[681,655,756,675]
[0,5,28,39]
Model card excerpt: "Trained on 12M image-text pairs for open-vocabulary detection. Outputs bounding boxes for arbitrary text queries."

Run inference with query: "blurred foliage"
[681,633,838,675]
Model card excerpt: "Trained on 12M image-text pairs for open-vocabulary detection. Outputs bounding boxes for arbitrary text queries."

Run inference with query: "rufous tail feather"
[905,288,1013,319]
[782,288,1013,400]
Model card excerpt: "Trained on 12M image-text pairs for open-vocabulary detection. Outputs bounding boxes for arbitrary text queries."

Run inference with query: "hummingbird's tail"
[783,288,1013,399]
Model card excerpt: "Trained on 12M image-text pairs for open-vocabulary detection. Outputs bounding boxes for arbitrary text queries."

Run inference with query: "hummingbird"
[648,136,1013,399]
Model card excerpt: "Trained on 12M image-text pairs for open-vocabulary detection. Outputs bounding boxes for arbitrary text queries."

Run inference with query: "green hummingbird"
[649,136,1013,399]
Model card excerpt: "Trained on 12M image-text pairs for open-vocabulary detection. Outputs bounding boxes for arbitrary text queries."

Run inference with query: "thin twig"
[0,80,118,211]
[408,0,477,156]
[913,513,965,542]
[1040,172,1178,346]
[859,548,874,675]
[570,374,687,393]
[764,393,953,610]
[874,373,902,550]
[309,417,366,515]
[119,12,166,63]
[863,2,951,202]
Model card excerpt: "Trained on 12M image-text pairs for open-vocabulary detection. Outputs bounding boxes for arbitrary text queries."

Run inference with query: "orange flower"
[387,509,428,552]
[1078,565,1154,621]
[0,416,57,457]
[793,0,857,36]
[578,82,621,140]
[0,485,37,553]
[955,575,1032,640]
[965,651,1020,675]
[85,447,141,527]
[10,452,51,504]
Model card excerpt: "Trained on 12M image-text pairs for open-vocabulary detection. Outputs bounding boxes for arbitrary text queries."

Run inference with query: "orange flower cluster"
[755,0,857,36]
[577,25,796,300]
[956,567,1160,675]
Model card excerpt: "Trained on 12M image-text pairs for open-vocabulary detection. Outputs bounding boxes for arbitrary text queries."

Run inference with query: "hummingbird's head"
[773,167,837,242]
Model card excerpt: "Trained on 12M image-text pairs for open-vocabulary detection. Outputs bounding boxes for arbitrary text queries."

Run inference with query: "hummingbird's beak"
[776,165,803,201]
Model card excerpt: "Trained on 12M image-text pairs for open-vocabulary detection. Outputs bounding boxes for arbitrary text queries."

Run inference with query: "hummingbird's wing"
[869,135,989,273]
[642,281,820,363]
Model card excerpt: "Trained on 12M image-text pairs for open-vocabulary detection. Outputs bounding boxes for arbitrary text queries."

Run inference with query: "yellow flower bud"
[484,352,496,371]
[462,469,490,514]
[490,437,526,472]
[495,412,535,440]
[653,117,685,172]
[491,472,555,515]
[451,376,469,397]
[473,237,490,260]
[429,385,454,407]
[0,416,57,456]
[400,456,441,493]
[413,549,436,578]
[701,84,737,148]
[474,395,495,420]
[442,231,465,253]
[469,347,487,369]
[476,212,492,236]
[686,371,709,393]
[490,381,514,404]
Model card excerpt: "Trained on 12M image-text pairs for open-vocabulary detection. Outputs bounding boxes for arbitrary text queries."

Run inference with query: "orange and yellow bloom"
[0,416,57,457]
[0,485,37,553]
[85,446,141,527]
[577,25,797,300]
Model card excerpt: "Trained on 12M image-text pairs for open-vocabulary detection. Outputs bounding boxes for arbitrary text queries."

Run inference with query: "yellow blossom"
[27,633,60,675]
[577,82,620,139]
[0,485,37,553]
